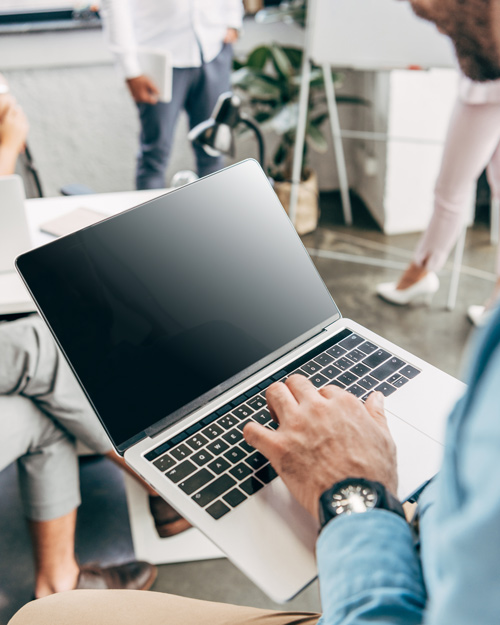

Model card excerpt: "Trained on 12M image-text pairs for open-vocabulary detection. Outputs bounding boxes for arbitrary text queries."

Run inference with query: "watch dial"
[332,484,377,515]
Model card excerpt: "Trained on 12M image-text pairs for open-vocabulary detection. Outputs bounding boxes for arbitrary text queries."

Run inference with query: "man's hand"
[223,28,239,44]
[126,75,160,104]
[243,376,398,521]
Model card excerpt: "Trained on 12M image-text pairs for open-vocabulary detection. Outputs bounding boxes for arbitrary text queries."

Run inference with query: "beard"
[410,0,500,81]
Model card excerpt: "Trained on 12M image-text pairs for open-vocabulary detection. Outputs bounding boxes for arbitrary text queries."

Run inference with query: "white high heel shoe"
[376,272,440,306]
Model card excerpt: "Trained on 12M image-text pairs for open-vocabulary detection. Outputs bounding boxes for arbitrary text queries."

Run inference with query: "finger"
[243,421,279,463]
[266,381,297,423]
[285,374,319,403]
[364,391,388,428]
[318,383,346,400]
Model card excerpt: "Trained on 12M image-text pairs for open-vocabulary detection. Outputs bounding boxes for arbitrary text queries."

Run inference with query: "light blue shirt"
[316,304,500,625]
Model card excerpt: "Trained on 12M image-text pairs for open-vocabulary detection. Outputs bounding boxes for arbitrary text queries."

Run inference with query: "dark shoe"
[76,561,157,591]
[149,495,192,538]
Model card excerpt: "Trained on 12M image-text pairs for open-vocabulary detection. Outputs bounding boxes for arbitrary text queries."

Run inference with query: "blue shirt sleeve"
[316,509,426,625]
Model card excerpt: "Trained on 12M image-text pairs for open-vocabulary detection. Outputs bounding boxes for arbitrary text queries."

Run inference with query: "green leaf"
[269,44,294,80]
[247,46,271,70]
[282,47,303,69]
[306,123,328,153]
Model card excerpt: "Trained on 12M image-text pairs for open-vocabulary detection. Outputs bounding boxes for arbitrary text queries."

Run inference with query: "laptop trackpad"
[386,410,444,501]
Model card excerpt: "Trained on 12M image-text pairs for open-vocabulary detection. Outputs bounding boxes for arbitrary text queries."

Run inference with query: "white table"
[1,188,224,564]
[0,189,167,316]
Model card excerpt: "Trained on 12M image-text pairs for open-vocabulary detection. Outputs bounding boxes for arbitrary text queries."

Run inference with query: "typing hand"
[243,376,398,521]
[126,75,160,104]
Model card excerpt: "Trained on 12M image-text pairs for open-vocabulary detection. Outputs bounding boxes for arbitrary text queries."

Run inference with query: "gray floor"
[0,194,497,624]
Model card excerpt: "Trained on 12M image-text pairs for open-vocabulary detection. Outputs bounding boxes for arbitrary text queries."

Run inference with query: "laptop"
[15,160,465,602]
[0,175,36,315]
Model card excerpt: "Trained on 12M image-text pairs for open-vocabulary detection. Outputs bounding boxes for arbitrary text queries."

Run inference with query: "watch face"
[331,483,378,515]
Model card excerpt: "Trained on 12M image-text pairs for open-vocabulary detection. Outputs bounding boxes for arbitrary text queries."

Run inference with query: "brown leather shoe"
[76,561,157,591]
[149,495,192,538]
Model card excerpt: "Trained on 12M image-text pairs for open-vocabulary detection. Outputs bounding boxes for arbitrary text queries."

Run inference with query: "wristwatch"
[318,477,405,530]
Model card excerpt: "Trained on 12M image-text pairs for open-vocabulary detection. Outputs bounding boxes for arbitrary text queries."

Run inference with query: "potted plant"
[232,3,365,234]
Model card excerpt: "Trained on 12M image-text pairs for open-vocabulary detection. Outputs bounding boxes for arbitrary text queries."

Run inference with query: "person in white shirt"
[100,0,244,189]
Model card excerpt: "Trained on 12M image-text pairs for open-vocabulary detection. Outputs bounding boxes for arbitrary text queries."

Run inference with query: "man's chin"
[458,52,500,82]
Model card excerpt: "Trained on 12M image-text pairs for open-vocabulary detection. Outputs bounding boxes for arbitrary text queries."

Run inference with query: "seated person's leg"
[8,589,321,625]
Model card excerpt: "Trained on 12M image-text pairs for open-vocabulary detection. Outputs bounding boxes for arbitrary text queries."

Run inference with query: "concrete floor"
[0,192,497,624]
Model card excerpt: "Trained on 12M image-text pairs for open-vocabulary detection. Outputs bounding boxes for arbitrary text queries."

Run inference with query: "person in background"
[376,75,500,326]
[0,74,29,176]
[100,0,244,189]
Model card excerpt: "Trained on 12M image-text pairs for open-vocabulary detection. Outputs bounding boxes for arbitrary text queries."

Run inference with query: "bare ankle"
[396,264,428,290]
[35,563,79,599]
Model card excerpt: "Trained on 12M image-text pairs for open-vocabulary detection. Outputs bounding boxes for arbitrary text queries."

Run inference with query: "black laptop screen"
[16,161,340,451]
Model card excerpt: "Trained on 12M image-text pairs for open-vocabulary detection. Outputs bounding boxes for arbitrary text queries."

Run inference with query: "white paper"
[137,48,173,103]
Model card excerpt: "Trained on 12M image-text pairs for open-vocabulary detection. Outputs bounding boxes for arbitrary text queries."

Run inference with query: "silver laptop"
[15,160,464,602]
[0,175,35,314]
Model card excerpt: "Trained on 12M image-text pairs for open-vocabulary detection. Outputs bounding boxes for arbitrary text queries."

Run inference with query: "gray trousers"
[136,43,233,189]
[0,316,112,522]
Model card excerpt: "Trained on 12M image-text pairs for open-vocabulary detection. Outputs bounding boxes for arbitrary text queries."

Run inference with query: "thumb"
[243,421,278,463]
[364,391,388,429]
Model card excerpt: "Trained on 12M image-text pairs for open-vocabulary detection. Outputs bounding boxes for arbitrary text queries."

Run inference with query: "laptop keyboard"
[144,329,420,520]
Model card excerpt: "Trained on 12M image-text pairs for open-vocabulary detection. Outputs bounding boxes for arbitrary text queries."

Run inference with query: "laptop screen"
[16,161,340,451]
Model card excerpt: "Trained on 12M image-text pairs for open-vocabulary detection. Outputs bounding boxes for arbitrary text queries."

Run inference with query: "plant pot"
[273,171,319,235]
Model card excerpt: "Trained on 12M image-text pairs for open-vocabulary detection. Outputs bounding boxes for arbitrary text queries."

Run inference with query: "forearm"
[317,510,426,625]
[0,142,19,175]
[99,0,140,78]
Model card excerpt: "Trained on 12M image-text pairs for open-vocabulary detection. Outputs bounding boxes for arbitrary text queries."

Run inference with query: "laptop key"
[337,371,358,386]
[321,364,342,379]
[239,439,255,453]
[232,404,254,419]
[314,353,334,366]
[399,365,420,379]
[166,460,197,484]
[223,488,247,508]
[375,382,397,397]
[224,447,247,464]
[179,468,215,495]
[327,344,347,358]
[387,374,401,385]
[240,476,264,496]
[170,444,193,461]
[193,474,237,507]
[371,357,406,382]
[357,341,378,355]
[393,376,410,387]
[301,361,321,375]
[344,348,365,363]
[245,451,268,471]
[191,450,214,466]
[358,375,378,390]
[266,420,279,430]
[208,457,231,475]
[247,396,266,411]
[206,439,230,455]
[185,434,209,450]
[229,462,253,480]
[335,357,354,371]
[363,349,391,369]
[255,463,278,484]
[206,500,231,520]
[218,414,240,429]
[329,379,346,389]
[311,373,329,388]
[253,408,272,426]
[346,384,365,398]
[153,453,176,472]
[351,363,371,378]
[202,424,224,440]
[223,428,243,445]
[339,333,365,349]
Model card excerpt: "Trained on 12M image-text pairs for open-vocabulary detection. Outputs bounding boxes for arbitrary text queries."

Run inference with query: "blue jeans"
[136,44,233,189]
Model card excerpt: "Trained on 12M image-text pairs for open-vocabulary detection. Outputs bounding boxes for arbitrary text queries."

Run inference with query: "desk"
[1,188,224,564]
[1,189,168,316]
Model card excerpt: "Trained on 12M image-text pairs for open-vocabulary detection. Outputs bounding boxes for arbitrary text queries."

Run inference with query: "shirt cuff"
[317,510,426,625]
